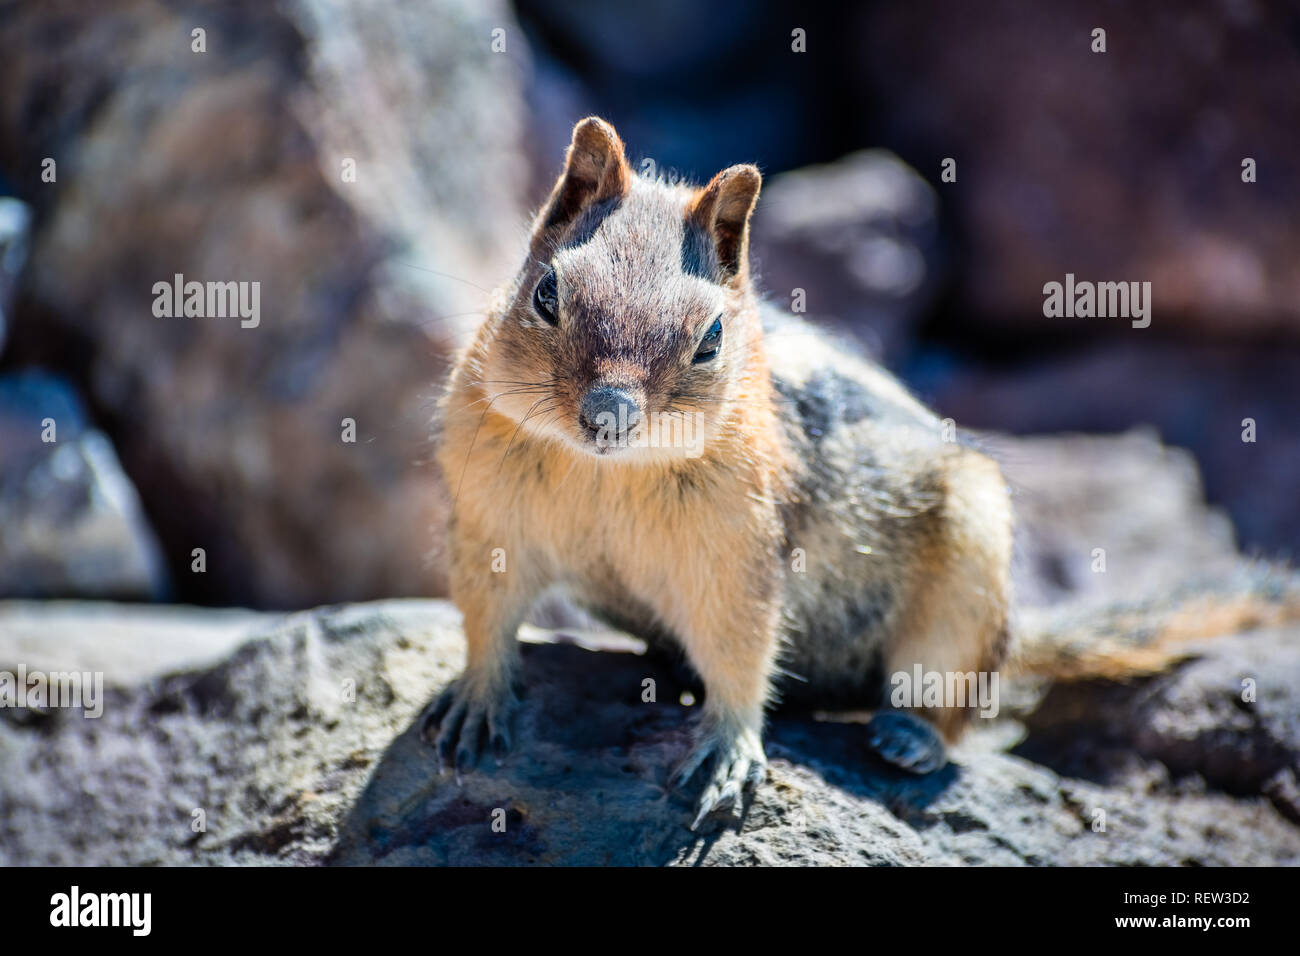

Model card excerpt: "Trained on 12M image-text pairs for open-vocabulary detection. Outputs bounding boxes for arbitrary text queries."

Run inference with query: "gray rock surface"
[1,594,1296,866]
[998,428,1241,610]
[1,432,1297,866]
[0,372,168,600]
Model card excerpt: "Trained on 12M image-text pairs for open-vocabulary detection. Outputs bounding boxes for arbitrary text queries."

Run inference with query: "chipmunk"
[426,116,1013,828]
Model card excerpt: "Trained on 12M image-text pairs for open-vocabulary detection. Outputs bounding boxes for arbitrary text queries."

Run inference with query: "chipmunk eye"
[533,268,559,326]
[693,315,722,363]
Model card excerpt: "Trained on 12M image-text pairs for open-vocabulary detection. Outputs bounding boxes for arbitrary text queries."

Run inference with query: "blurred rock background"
[1,0,1299,868]
[0,0,529,606]
[0,0,1296,609]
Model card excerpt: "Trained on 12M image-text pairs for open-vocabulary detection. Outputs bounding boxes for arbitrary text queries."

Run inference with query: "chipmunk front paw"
[670,722,768,830]
[422,676,519,773]
[865,709,947,774]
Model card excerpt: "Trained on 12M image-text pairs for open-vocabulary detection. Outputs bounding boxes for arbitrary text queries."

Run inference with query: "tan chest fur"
[439,382,785,646]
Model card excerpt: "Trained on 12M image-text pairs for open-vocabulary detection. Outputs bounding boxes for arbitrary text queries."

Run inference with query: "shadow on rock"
[330,637,961,865]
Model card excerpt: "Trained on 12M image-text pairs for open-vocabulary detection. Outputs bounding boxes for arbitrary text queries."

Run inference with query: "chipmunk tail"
[1007,566,1300,682]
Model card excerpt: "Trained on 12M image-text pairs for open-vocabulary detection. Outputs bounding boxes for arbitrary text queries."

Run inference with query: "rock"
[1015,626,1300,828]
[1,432,1297,865]
[0,0,531,607]
[1,594,1296,866]
[516,0,862,185]
[851,0,1300,339]
[915,342,1300,561]
[0,372,168,600]
[750,151,943,364]
[993,428,1241,610]
[0,600,273,684]
[0,197,30,353]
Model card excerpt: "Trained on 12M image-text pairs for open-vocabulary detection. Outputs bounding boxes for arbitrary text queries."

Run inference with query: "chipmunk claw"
[672,725,767,830]
[865,709,947,774]
[423,678,518,774]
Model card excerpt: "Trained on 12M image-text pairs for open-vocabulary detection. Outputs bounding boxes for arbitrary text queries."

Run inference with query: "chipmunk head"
[481,116,763,461]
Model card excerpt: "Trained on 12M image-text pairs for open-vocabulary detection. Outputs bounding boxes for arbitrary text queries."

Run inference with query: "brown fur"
[1012,586,1300,682]
[431,117,1015,818]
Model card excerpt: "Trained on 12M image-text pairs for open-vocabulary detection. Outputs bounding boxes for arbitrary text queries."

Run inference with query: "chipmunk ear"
[688,164,762,284]
[539,117,630,231]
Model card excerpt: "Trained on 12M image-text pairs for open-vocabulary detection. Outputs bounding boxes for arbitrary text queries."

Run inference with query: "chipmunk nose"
[579,386,642,442]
